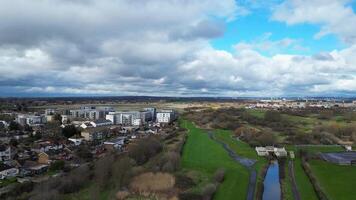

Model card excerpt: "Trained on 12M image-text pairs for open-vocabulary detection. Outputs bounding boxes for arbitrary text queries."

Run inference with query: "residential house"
[68,137,84,146]
[104,137,126,151]
[80,121,94,129]
[31,140,64,153]
[0,144,13,161]
[16,114,47,126]
[37,152,50,164]
[81,127,108,141]
[0,163,19,179]
[90,119,113,127]
[22,161,48,175]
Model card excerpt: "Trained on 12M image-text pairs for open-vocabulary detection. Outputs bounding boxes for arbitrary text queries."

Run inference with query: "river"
[263,161,281,200]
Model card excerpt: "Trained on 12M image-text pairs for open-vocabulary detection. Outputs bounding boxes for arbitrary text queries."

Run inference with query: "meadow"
[181,120,250,200]
[309,160,356,200]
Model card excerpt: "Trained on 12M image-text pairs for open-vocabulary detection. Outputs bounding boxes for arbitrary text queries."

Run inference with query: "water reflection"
[263,161,281,200]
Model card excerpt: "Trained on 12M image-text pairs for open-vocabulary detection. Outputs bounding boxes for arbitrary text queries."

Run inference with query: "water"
[263,161,281,200]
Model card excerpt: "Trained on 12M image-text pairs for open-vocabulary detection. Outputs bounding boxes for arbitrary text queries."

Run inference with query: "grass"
[309,160,356,200]
[282,161,295,200]
[293,158,318,200]
[212,129,268,199]
[285,145,345,200]
[0,177,17,187]
[213,129,266,171]
[181,120,250,200]
[246,109,265,119]
[63,183,111,200]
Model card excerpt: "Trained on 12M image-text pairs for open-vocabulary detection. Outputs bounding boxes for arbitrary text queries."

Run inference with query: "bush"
[201,183,217,200]
[179,192,202,200]
[129,137,162,165]
[49,160,65,171]
[175,174,196,190]
[213,168,225,183]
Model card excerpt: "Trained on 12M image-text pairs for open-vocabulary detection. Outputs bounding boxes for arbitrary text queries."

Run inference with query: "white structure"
[70,106,114,120]
[104,137,126,150]
[0,121,8,128]
[345,145,352,151]
[45,109,56,115]
[90,119,113,127]
[255,146,287,157]
[16,114,47,126]
[61,115,70,124]
[68,138,84,146]
[133,118,142,126]
[156,110,177,123]
[80,121,94,129]
[106,110,152,126]
[255,147,269,156]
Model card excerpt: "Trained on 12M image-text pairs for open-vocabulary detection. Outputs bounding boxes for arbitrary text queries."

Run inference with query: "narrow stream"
[262,161,281,200]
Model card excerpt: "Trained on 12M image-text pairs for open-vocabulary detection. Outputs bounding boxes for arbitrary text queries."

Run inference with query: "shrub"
[213,168,225,183]
[201,183,217,200]
[175,174,196,190]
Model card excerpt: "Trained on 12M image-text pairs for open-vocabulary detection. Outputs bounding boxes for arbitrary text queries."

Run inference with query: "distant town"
[0,98,181,198]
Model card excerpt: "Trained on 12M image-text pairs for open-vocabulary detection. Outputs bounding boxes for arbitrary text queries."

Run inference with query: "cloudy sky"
[0,0,356,97]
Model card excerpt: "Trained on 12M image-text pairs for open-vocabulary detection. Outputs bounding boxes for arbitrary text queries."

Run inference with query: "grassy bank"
[212,129,268,199]
[181,120,250,200]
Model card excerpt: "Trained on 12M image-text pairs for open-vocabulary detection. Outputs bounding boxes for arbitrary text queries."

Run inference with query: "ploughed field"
[181,120,250,200]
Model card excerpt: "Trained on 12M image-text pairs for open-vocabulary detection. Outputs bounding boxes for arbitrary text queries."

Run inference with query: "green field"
[212,129,268,199]
[293,158,318,200]
[181,120,250,200]
[286,145,346,200]
[309,160,356,200]
[213,129,267,172]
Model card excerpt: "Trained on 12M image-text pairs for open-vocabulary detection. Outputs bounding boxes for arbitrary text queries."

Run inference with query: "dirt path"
[208,131,257,200]
[288,160,301,200]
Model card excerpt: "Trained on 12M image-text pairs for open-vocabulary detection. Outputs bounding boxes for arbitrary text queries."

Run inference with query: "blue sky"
[0,0,356,97]
[211,6,345,55]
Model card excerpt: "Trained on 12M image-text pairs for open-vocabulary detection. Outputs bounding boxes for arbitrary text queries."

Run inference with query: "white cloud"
[272,0,356,43]
[0,0,356,97]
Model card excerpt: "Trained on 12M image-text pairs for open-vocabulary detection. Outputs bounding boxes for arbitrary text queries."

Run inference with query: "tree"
[129,137,162,165]
[213,168,225,183]
[24,124,33,132]
[53,114,62,124]
[202,183,217,200]
[76,145,93,161]
[61,125,78,138]
[9,121,21,131]
[257,131,276,146]
[9,138,18,147]
[264,111,282,122]
[49,160,65,171]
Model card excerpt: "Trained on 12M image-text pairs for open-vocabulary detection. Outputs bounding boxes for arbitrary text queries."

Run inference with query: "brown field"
[128,172,178,200]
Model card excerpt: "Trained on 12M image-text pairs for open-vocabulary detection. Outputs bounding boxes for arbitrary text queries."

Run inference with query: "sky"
[0,0,356,97]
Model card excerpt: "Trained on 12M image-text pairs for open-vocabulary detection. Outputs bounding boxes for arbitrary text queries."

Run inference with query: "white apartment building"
[156,110,177,123]
[69,106,114,120]
[16,114,47,126]
[106,110,152,126]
